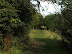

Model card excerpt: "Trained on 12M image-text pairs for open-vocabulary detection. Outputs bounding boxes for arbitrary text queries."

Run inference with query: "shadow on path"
[29,38,70,54]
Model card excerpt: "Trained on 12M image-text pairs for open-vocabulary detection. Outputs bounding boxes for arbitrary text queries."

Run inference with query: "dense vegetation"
[43,0,72,52]
[0,0,72,54]
[0,0,36,51]
[32,13,43,29]
[43,2,72,53]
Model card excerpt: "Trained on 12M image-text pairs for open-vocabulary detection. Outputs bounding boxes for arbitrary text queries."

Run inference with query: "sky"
[30,0,61,17]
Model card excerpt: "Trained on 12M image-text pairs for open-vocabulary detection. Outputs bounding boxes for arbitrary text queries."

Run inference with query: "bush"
[0,0,36,51]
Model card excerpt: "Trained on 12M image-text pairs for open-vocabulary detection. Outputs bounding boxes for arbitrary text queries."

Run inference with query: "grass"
[0,29,70,54]
[0,46,23,54]
[29,29,70,54]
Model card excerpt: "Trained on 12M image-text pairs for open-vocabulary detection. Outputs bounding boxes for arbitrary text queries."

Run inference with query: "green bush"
[44,14,62,31]
[60,9,72,52]
[0,0,36,51]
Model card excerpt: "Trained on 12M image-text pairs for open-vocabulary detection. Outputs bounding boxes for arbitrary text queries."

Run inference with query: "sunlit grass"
[30,29,61,40]
[29,29,70,54]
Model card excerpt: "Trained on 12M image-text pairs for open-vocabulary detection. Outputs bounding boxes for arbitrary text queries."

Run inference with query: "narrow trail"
[29,29,70,54]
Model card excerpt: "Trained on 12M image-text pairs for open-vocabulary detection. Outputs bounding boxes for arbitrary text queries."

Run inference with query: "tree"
[60,8,72,51]
[0,0,36,51]
[32,12,43,29]
[34,0,72,51]
[0,0,20,51]
[44,14,61,31]
[11,0,36,46]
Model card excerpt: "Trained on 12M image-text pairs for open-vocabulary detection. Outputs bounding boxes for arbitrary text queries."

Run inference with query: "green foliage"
[13,0,35,23]
[11,0,36,47]
[35,0,72,52]
[0,0,36,51]
[0,0,19,32]
[32,13,43,29]
[60,9,72,51]
[0,0,23,50]
[43,7,72,52]
[0,31,3,49]
[44,14,62,31]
